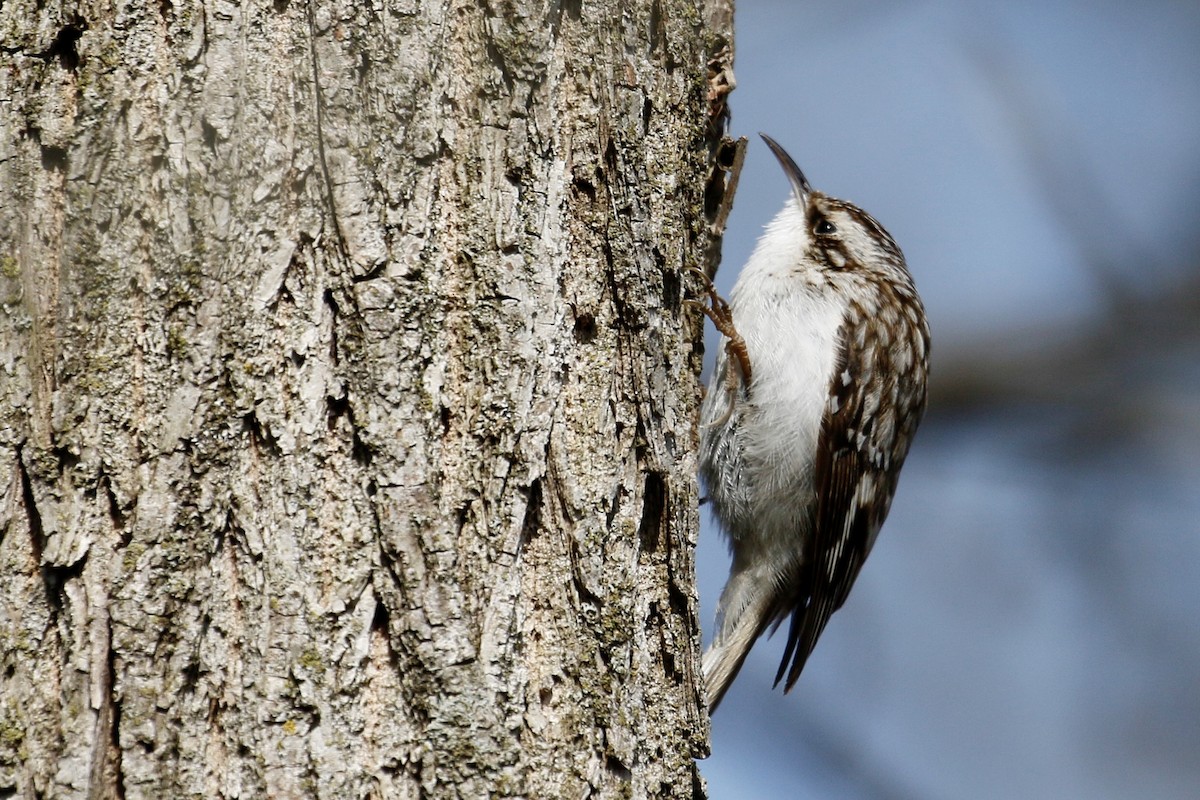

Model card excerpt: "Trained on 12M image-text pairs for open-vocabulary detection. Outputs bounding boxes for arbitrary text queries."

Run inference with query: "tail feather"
[702,635,752,712]
[701,575,777,712]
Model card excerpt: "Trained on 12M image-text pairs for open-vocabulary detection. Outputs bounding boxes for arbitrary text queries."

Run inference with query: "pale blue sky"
[699,3,1200,798]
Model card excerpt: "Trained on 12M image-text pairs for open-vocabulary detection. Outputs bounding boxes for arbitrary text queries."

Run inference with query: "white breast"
[729,204,845,533]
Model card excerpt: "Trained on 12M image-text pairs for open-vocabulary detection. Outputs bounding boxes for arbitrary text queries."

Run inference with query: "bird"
[695,133,930,712]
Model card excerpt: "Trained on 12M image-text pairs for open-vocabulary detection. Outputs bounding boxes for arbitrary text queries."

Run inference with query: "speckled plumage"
[699,135,930,712]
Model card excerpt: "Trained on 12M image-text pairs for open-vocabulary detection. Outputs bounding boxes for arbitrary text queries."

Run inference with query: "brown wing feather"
[775,297,927,691]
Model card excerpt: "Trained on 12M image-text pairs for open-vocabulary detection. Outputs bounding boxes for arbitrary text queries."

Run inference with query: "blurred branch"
[933,31,1200,413]
[932,276,1200,414]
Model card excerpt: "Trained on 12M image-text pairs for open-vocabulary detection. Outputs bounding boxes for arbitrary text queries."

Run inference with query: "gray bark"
[0,0,735,798]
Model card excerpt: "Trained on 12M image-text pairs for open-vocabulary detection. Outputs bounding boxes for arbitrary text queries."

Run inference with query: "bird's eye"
[815,219,837,235]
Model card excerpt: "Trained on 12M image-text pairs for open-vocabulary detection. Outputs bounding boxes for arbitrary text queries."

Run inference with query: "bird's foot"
[686,268,752,390]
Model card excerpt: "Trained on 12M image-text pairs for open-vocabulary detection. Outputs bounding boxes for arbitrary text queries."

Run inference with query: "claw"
[703,387,737,429]
[686,269,753,390]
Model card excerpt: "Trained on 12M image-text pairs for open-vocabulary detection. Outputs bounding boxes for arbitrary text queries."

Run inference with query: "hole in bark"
[371,600,389,633]
[716,137,738,169]
[573,311,596,343]
[572,173,595,202]
[201,118,218,153]
[273,283,295,307]
[323,289,341,363]
[273,0,290,11]
[243,411,282,456]
[41,557,87,614]
[53,445,80,473]
[101,474,131,545]
[603,138,618,171]
[637,472,666,554]
[369,598,402,670]
[660,252,680,310]
[518,479,542,550]
[667,571,690,621]
[605,485,621,529]
[325,391,373,463]
[181,658,201,693]
[662,648,676,678]
[16,449,43,559]
[45,20,85,71]
[561,0,581,21]
[605,754,632,781]
[326,392,350,428]
[351,433,373,466]
[41,144,68,173]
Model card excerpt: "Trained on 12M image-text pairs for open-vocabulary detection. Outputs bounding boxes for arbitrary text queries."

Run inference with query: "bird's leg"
[686,267,753,391]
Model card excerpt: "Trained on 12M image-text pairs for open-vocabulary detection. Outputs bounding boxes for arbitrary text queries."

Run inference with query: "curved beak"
[759,133,811,208]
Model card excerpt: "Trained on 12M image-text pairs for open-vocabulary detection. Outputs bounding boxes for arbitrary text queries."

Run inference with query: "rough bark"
[0,0,735,798]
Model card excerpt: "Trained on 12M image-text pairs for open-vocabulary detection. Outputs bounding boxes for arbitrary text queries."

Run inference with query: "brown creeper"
[698,134,930,712]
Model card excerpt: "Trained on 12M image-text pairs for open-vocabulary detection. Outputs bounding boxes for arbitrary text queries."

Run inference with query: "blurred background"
[697,1,1200,798]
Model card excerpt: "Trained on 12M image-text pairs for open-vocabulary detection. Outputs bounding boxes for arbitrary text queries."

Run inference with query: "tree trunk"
[0,1,735,797]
